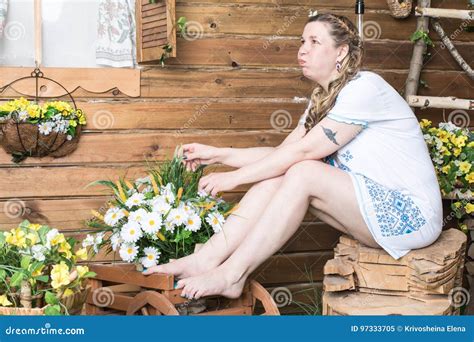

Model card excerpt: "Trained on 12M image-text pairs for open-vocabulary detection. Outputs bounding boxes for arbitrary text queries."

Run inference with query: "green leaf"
[0,269,6,281]
[35,275,49,283]
[410,30,424,42]
[20,255,32,270]
[45,291,59,305]
[81,271,97,279]
[10,271,24,287]
[44,304,61,316]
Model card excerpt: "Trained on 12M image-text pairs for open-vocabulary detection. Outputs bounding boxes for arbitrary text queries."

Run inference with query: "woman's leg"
[143,175,285,278]
[177,160,380,299]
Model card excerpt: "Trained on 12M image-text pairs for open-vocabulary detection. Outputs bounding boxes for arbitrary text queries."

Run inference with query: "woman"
[144,13,443,300]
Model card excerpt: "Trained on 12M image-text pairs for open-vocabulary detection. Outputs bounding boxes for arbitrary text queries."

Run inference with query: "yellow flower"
[466,172,474,184]
[468,141,474,148]
[465,203,474,214]
[4,227,27,248]
[453,201,462,209]
[50,233,66,247]
[27,104,41,119]
[453,148,462,157]
[62,288,74,298]
[459,161,471,174]
[76,265,89,278]
[51,262,71,289]
[25,232,38,246]
[32,265,45,277]
[437,130,449,143]
[69,120,77,127]
[75,247,88,261]
[28,223,42,231]
[419,119,432,129]
[0,294,13,307]
[455,135,468,148]
[58,241,72,259]
[441,165,451,174]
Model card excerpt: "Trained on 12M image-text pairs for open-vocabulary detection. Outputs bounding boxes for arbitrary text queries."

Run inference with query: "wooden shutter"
[136,0,176,63]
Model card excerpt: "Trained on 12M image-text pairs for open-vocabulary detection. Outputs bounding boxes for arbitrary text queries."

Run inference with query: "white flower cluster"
[36,114,72,138]
[84,182,226,268]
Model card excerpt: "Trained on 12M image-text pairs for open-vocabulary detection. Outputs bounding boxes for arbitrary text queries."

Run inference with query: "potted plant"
[0,220,96,315]
[0,97,86,163]
[85,152,238,271]
[420,119,473,231]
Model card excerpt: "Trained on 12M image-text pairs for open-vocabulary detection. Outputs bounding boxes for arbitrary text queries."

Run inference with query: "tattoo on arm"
[321,126,340,146]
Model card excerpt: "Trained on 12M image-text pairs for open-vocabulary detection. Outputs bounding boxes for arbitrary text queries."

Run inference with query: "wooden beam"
[408,95,474,110]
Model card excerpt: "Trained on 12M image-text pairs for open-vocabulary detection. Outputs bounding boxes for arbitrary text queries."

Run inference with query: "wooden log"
[415,7,474,20]
[408,95,474,110]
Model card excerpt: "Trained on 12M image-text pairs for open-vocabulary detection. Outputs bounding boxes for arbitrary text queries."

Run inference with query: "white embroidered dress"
[299,71,443,260]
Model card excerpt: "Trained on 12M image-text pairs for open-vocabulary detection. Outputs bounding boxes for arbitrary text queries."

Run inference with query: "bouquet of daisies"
[85,155,238,269]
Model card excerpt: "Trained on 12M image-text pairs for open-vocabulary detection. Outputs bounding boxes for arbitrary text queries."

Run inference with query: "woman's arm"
[218,124,307,168]
[234,117,364,185]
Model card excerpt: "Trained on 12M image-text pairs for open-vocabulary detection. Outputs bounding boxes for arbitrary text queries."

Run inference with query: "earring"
[336,61,342,73]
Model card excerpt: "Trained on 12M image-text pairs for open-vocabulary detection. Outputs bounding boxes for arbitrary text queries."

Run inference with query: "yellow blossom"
[51,262,71,289]
[76,265,89,278]
[453,148,462,157]
[75,247,88,261]
[4,227,27,248]
[0,294,12,307]
[32,265,45,277]
[62,288,74,298]
[459,161,471,174]
[25,232,38,246]
[465,203,474,214]
[28,223,42,231]
[419,119,432,129]
[50,233,66,247]
[466,172,474,184]
[441,165,451,174]
[58,241,72,258]
[69,120,77,127]
[437,130,449,143]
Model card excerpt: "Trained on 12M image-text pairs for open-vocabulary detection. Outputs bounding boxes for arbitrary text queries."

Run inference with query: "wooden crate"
[85,263,280,316]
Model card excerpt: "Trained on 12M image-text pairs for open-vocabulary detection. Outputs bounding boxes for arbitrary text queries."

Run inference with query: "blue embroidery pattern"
[340,150,353,163]
[363,176,426,237]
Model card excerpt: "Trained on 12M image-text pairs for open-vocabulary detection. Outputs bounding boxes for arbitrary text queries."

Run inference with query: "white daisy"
[128,208,148,224]
[140,247,161,268]
[125,192,145,209]
[120,221,143,243]
[167,207,187,226]
[205,212,225,233]
[163,219,176,233]
[141,212,162,234]
[93,232,105,253]
[31,244,46,261]
[151,196,172,215]
[184,212,202,232]
[38,122,53,135]
[119,243,138,262]
[104,207,125,227]
[82,234,95,248]
[18,110,28,121]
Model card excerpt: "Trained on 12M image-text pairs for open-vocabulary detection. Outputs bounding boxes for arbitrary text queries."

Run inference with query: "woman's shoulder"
[347,70,385,88]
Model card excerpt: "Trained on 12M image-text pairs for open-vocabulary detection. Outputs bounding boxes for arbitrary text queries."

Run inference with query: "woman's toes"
[176,279,186,289]
[142,265,161,275]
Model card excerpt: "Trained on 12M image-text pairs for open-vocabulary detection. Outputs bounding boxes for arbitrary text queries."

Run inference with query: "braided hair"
[303,13,364,133]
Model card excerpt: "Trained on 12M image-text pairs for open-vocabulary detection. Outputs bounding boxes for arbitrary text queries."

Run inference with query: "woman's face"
[298,21,342,87]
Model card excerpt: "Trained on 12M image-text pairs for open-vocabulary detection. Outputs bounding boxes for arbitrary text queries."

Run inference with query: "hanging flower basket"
[0,69,87,163]
[386,0,412,19]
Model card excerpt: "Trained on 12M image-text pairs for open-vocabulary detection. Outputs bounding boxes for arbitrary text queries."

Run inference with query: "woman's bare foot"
[142,253,217,279]
[176,265,246,300]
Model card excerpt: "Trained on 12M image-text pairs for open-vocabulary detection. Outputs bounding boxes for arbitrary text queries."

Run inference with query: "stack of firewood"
[322,228,467,315]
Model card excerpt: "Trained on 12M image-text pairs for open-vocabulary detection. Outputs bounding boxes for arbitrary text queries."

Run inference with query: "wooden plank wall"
[0,0,472,315]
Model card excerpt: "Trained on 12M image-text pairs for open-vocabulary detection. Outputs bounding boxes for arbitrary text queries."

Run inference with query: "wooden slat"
[0,131,286,165]
[141,68,473,100]
[0,193,322,231]
[175,4,472,41]
[167,37,474,71]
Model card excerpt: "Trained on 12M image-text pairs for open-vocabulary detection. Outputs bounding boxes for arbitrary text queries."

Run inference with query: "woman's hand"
[180,143,222,171]
[198,171,241,197]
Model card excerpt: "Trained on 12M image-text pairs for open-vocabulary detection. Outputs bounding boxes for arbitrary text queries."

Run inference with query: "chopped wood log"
[322,229,467,315]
